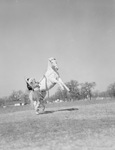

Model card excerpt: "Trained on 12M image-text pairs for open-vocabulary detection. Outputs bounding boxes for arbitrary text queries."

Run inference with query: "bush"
[0,98,5,106]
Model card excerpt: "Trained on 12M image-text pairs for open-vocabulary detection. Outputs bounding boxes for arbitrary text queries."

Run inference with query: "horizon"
[1,0,115,97]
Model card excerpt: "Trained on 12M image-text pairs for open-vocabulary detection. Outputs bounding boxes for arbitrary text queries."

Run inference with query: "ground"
[0,99,115,150]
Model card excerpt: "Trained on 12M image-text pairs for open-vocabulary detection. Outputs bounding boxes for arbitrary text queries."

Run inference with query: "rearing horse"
[26,57,70,114]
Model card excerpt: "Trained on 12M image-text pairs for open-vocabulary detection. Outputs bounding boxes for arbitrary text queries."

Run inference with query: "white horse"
[26,57,70,114]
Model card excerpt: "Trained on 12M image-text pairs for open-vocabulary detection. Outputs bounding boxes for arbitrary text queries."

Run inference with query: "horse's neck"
[47,61,53,71]
[46,65,53,75]
[47,67,59,78]
[45,60,59,76]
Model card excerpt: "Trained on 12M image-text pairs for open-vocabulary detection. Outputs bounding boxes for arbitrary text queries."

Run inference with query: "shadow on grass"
[41,107,78,115]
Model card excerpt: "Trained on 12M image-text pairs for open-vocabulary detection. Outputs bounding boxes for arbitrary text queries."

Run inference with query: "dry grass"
[0,99,115,150]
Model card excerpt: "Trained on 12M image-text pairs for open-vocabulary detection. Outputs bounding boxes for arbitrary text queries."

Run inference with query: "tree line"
[1,80,115,106]
[47,80,96,102]
[0,90,29,106]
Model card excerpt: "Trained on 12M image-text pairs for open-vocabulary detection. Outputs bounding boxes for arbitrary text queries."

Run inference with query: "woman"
[26,78,45,114]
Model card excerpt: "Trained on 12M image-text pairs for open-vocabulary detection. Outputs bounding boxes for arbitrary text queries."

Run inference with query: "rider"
[26,78,44,114]
[26,78,40,91]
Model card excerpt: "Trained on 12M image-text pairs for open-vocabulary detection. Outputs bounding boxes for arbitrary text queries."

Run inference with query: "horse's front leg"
[51,78,65,90]
[58,78,70,92]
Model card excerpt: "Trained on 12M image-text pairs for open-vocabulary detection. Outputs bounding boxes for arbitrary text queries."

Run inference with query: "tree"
[21,92,30,105]
[107,83,115,98]
[0,98,5,106]
[9,90,23,101]
[66,80,80,100]
[80,82,96,100]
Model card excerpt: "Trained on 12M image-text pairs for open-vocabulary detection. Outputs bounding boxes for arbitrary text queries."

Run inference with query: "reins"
[38,75,50,99]
[44,75,50,99]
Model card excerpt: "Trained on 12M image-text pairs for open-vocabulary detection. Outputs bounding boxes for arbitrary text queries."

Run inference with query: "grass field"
[0,98,115,150]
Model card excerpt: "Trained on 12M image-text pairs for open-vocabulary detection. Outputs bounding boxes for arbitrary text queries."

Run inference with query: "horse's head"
[48,57,59,71]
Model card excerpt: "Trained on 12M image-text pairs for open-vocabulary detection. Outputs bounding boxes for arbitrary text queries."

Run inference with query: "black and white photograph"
[0,0,115,149]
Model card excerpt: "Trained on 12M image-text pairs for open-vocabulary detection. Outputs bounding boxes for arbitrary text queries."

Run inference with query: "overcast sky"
[0,0,115,97]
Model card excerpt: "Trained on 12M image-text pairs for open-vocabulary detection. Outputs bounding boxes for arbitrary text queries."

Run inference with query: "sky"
[0,0,115,97]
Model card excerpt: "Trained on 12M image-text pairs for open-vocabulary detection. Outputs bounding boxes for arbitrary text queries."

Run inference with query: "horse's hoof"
[35,111,39,115]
